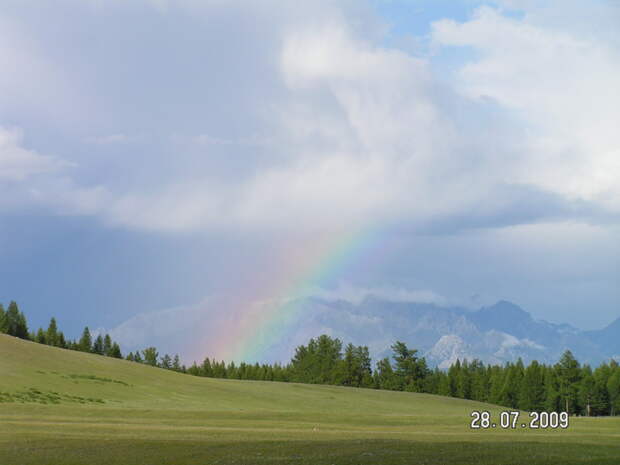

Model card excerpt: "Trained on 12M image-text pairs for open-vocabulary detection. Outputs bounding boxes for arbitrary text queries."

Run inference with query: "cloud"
[0,127,108,216]
[0,127,66,181]
[432,4,620,210]
[0,0,617,356]
[306,283,449,306]
[0,1,617,235]
[86,134,142,145]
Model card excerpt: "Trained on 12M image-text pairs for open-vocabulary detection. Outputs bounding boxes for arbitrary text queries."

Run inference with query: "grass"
[1,334,619,464]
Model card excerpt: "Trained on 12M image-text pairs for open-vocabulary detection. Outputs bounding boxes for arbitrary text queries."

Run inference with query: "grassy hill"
[1,334,619,465]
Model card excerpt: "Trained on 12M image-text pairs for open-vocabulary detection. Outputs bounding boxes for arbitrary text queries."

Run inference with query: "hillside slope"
[1,334,620,465]
[0,333,480,414]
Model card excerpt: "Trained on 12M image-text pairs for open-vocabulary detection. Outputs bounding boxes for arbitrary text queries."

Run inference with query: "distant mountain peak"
[487,300,529,315]
[605,316,620,331]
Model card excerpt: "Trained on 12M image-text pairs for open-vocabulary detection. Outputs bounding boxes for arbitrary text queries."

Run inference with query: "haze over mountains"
[257,297,620,368]
[110,296,619,368]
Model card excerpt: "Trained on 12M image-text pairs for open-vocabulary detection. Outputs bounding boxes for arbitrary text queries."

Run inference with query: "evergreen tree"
[448,360,462,398]
[291,335,343,384]
[79,327,93,352]
[110,342,122,359]
[92,335,104,355]
[315,335,343,384]
[46,318,58,346]
[455,360,472,399]
[519,360,545,411]
[590,377,610,416]
[212,360,227,378]
[341,344,372,387]
[374,357,398,390]
[172,354,181,372]
[0,303,7,333]
[103,334,113,356]
[160,353,172,369]
[578,365,596,416]
[544,366,561,412]
[6,301,29,339]
[57,331,67,349]
[470,361,490,402]
[201,358,213,377]
[499,362,522,408]
[488,366,505,405]
[391,341,428,392]
[607,370,620,416]
[187,362,201,376]
[556,350,581,413]
[436,370,451,397]
[142,347,159,366]
[35,327,47,344]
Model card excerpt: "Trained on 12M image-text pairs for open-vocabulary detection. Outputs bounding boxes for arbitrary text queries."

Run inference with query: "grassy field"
[1,334,619,464]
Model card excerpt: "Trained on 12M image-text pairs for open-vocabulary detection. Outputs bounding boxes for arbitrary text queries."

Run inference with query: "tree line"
[2,302,619,415]
[180,335,620,416]
[0,301,122,358]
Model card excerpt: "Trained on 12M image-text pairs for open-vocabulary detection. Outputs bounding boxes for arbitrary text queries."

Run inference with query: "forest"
[2,300,619,416]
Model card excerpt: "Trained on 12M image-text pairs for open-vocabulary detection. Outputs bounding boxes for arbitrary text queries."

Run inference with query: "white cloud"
[0,127,66,181]
[307,283,449,306]
[86,134,140,145]
[432,5,620,210]
[0,1,617,234]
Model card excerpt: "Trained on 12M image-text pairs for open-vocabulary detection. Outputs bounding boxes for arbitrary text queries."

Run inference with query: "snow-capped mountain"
[260,297,618,367]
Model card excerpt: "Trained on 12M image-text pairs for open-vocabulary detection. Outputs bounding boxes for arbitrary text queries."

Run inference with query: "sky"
[0,0,618,360]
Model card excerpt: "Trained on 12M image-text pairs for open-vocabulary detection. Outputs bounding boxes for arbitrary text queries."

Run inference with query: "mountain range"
[262,297,620,368]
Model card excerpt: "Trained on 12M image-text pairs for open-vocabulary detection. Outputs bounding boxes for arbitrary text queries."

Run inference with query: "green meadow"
[1,334,619,465]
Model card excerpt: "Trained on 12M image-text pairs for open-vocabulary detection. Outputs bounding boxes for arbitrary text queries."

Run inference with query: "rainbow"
[207,224,383,363]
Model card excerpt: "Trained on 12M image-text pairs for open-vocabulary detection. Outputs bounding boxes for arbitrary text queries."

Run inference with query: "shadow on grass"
[1,438,618,465]
[0,388,105,405]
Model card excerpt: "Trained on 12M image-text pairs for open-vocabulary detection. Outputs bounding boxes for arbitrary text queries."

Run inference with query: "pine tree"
[79,327,93,352]
[17,311,29,339]
[607,370,620,416]
[556,350,581,414]
[187,362,201,376]
[436,371,451,396]
[92,335,104,355]
[456,360,472,399]
[578,365,596,416]
[46,318,58,346]
[6,302,29,339]
[488,366,505,405]
[160,354,172,369]
[110,342,122,359]
[201,358,213,377]
[470,361,490,402]
[35,328,47,344]
[374,357,398,390]
[341,344,372,387]
[391,341,428,392]
[172,354,181,372]
[142,347,158,366]
[544,366,561,412]
[519,360,545,411]
[57,332,67,349]
[342,343,357,386]
[0,304,7,333]
[103,334,112,356]
[499,362,522,408]
[448,360,462,397]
